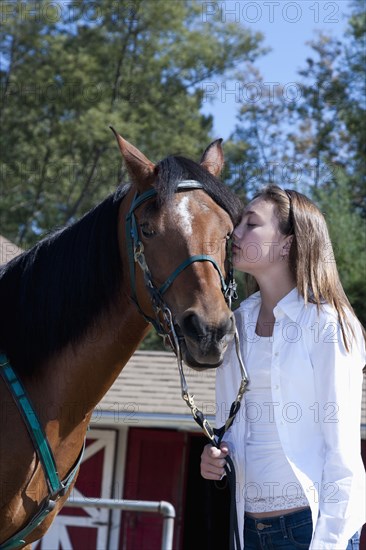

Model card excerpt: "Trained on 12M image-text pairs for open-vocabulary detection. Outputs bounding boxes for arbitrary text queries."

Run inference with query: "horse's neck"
[31,297,149,443]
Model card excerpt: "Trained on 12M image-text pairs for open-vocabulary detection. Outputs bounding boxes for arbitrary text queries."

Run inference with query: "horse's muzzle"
[177,311,235,369]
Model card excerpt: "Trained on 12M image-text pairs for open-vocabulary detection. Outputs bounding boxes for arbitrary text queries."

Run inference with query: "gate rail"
[66,498,175,550]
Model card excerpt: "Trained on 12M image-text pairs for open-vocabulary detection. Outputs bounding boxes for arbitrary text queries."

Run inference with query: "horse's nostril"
[181,312,204,339]
[179,311,235,366]
[180,311,235,341]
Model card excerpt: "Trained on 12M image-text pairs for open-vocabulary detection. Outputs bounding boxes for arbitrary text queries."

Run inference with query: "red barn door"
[120,428,187,550]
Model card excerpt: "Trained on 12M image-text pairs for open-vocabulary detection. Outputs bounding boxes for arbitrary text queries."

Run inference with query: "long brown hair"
[245,185,364,352]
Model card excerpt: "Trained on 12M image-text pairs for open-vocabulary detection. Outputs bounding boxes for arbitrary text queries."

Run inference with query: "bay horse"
[0,132,243,548]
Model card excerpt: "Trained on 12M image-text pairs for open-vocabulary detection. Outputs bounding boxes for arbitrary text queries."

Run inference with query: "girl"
[201,185,365,549]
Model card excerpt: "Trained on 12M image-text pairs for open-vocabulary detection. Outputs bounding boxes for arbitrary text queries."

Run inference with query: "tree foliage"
[0,0,264,246]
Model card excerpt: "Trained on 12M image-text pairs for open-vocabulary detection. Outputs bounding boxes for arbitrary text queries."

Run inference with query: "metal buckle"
[134,241,143,260]
[202,419,215,442]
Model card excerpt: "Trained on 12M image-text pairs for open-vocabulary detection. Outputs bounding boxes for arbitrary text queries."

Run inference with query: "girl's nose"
[233,223,244,240]
[234,216,247,239]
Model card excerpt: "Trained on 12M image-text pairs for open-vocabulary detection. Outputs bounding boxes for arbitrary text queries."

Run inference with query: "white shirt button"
[275,352,279,357]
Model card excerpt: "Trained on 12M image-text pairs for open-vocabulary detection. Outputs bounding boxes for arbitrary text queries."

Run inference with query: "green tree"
[224,65,296,199]
[0,0,265,350]
[287,1,366,319]
[0,0,264,247]
[285,1,365,205]
[337,0,366,214]
[313,171,366,325]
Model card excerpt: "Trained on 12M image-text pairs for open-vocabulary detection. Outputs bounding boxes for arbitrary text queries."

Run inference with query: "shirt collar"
[239,287,305,323]
[274,287,304,322]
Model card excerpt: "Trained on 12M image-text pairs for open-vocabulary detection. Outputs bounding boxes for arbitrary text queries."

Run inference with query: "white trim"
[108,426,128,550]
[90,411,215,430]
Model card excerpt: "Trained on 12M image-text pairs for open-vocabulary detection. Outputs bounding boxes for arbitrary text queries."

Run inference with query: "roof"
[0,235,23,265]
[95,350,217,430]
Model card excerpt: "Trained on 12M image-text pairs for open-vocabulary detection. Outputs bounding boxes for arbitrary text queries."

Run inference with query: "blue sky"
[201,0,351,139]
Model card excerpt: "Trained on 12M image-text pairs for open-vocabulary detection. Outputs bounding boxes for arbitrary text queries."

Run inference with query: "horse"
[0,132,243,548]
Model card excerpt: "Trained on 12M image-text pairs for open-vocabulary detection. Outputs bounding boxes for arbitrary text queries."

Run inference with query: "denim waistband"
[244,507,312,534]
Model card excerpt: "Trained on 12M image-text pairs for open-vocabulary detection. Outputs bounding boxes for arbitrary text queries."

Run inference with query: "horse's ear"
[200,138,224,177]
[110,127,155,189]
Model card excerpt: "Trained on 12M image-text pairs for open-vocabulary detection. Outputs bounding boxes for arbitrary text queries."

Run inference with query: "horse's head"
[112,129,242,369]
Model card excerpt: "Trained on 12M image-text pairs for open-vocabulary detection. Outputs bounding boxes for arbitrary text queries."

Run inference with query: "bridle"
[126,180,236,328]
[126,179,249,450]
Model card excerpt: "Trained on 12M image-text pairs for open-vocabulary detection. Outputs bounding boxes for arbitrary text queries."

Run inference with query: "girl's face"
[232,198,292,276]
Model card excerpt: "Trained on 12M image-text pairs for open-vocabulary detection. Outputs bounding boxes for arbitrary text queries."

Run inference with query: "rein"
[126,179,250,550]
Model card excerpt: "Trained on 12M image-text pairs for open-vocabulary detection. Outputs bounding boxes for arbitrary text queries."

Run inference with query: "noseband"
[125,180,249,448]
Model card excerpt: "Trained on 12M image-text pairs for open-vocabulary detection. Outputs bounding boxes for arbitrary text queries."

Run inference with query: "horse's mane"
[0,156,242,375]
[0,185,129,375]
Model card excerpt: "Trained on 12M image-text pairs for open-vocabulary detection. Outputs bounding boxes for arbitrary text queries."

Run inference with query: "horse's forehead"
[172,193,216,236]
[174,195,194,236]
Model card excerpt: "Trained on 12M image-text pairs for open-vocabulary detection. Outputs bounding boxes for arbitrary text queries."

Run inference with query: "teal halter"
[125,179,238,335]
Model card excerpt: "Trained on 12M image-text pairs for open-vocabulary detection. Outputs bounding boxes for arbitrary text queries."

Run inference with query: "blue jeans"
[244,508,360,549]
[346,531,361,550]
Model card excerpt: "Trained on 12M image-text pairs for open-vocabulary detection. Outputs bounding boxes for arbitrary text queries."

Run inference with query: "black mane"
[0,155,242,375]
[0,185,129,375]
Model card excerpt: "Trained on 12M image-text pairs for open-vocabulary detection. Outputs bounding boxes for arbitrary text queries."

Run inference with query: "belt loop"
[280,515,288,539]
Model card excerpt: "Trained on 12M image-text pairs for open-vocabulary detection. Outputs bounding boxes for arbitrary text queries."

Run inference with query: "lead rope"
[140,272,247,549]
[162,308,249,550]
[138,289,247,549]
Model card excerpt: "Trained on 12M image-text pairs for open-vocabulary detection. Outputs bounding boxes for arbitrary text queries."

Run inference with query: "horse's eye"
[140,223,156,238]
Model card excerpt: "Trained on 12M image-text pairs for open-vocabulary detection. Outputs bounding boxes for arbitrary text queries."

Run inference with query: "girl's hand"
[200,442,229,480]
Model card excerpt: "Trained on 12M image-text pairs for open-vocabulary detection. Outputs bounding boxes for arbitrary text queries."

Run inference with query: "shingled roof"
[94,350,217,431]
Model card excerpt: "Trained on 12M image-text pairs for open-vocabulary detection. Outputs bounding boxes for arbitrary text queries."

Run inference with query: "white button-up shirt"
[216,288,366,549]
